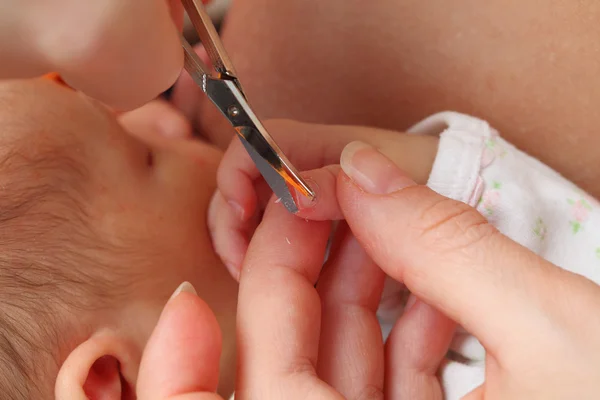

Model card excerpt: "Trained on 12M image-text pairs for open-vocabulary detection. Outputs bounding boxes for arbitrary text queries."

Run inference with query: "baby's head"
[0,78,237,398]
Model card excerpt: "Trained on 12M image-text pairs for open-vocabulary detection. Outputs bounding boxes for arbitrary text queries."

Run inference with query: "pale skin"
[0,0,208,110]
[0,78,238,398]
[139,149,600,399]
[174,0,600,274]
[208,120,440,277]
[184,0,600,200]
[1,1,600,398]
[176,1,600,398]
[4,0,599,193]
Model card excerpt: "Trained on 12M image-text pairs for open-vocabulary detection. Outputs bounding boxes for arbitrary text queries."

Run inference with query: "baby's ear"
[55,331,139,400]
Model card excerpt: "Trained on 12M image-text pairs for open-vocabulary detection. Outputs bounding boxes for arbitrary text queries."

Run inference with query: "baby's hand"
[209,119,440,279]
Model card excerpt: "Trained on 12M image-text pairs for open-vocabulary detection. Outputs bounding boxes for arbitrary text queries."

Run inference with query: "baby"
[0,77,238,399]
[170,1,600,398]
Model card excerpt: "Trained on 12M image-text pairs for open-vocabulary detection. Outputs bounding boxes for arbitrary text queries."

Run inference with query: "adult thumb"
[137,283,223,400]
[336,141,571,354]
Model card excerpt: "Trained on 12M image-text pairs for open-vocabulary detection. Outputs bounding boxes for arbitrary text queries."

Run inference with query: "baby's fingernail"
[340,141,416,194]
[228,200,246,221]
[297,178,319,211]
[169,281,197,301]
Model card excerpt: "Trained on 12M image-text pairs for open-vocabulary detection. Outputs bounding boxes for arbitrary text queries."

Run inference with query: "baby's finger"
[217,120,438,222]
[211,120,437,274]
[316,224,385,399]
[237,201,341,399]
[297,165,344,220]
[216,120,355,220]
[137,284,222,400]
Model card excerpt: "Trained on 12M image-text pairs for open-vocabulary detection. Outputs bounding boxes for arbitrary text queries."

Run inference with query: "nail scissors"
[180,0,315,213]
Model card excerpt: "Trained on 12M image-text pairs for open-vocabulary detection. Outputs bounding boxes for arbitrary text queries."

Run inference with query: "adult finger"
[315,223,385,399]
[384,295,455,400]
[137,283,223,400]
[236,200,342,399]
[11,0,188,110]
[336,141,598,358]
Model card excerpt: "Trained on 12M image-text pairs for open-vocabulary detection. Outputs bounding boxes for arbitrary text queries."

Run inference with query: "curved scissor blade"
[238,134,299,213]
[204,78,315,213]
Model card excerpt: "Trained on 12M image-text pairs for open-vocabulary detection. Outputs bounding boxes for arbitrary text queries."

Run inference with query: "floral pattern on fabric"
[397,111,600,400]
[484,137,508,158]
[567,196,593,234]
[479,181,502,216]
[533,218,547,240]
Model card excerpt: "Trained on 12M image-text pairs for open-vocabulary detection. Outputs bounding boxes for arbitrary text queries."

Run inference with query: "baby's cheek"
[166,153,220,207]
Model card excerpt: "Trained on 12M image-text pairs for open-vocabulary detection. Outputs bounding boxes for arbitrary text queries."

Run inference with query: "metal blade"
[239,134,299,213]
[202,78,315,213]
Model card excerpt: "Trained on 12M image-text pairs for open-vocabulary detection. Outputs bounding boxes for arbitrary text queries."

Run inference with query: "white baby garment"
[377,111,600,399]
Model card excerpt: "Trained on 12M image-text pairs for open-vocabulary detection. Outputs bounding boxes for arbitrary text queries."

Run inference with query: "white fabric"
[377,111,600,399]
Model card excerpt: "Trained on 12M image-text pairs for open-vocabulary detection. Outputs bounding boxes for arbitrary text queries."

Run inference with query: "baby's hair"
[0,80,161,398]
[0,140,126,399]
[0,143,93,398]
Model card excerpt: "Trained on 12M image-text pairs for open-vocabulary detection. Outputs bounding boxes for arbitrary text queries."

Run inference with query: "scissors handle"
[181,0,236,78]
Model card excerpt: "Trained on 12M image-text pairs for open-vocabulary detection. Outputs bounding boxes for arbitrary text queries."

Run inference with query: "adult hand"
[208,119,438,279]
[137,203,390,400]
[136,142,600,400]
[137,283,224,400]
[0,0,210,110]
[234,200,389,399]
[329,141,600,399]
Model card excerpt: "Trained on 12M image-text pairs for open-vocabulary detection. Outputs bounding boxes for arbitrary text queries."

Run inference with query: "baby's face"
[0,77,237,344]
